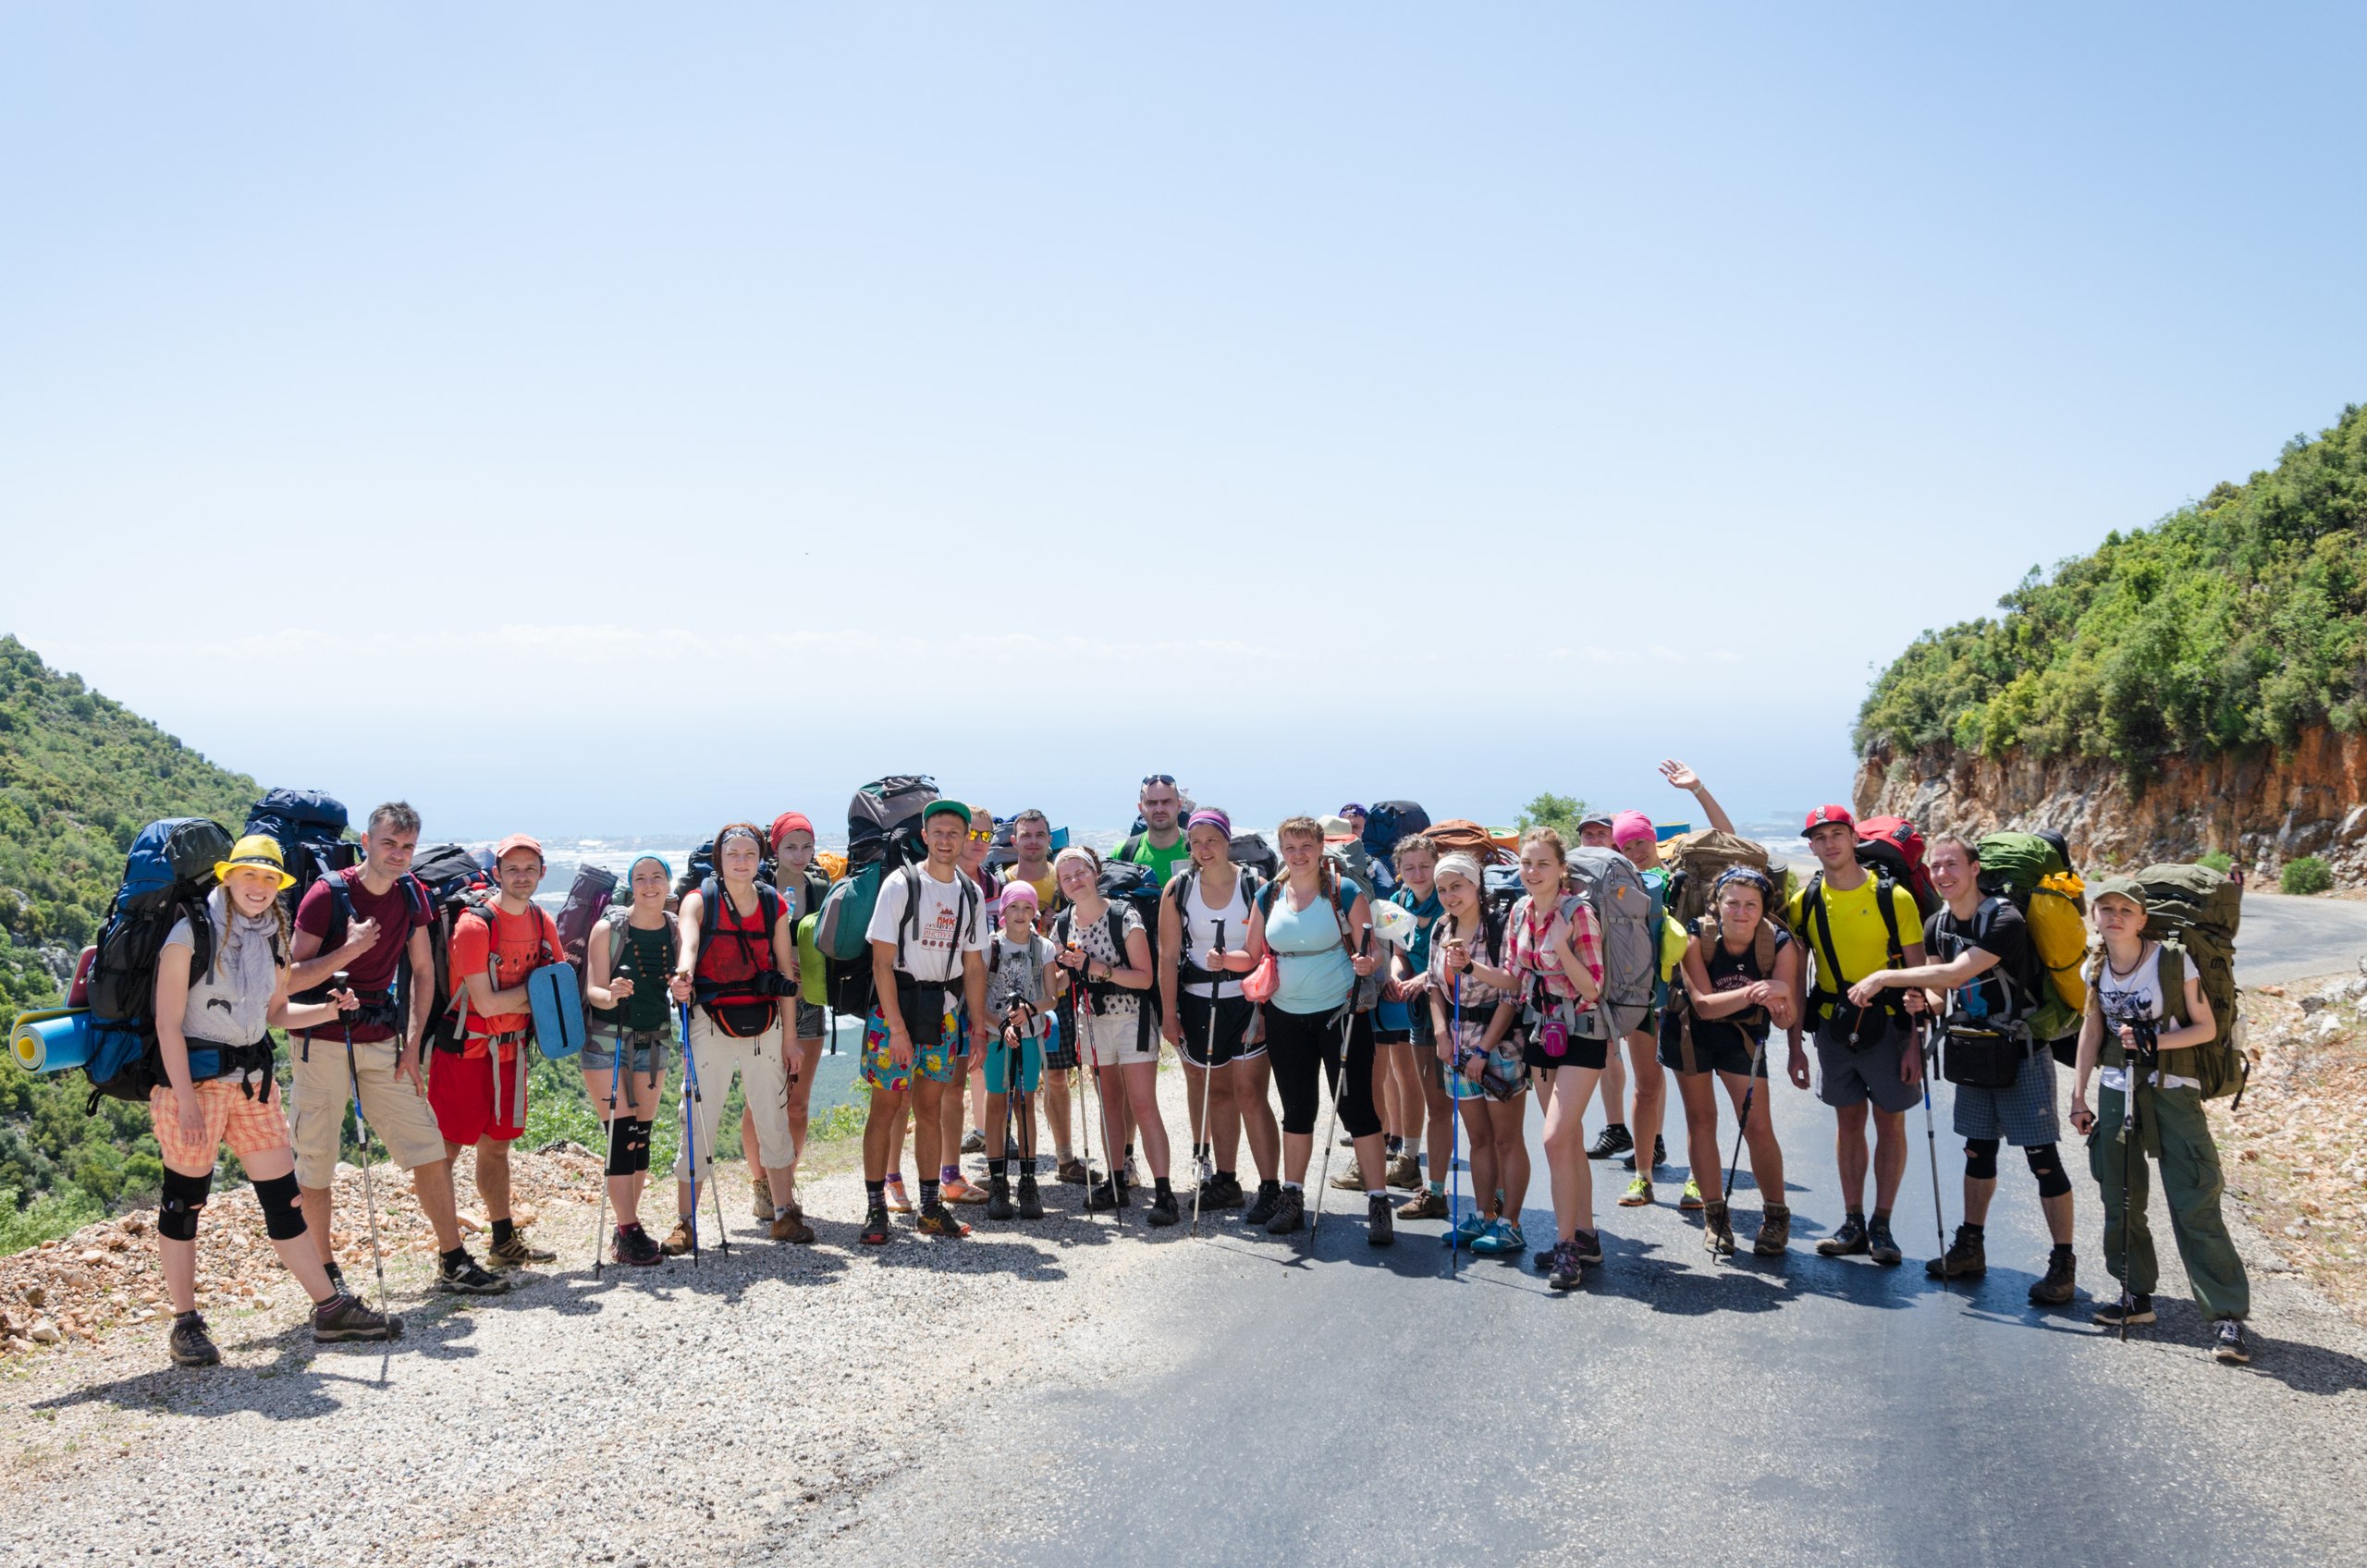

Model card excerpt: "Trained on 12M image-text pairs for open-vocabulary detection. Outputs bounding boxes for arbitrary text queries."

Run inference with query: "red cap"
[1802,805,1856,834]
[769,811,815,851]
[493,833,545,864]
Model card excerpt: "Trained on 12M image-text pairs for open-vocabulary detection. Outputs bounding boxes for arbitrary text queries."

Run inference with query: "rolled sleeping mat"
[529,962,586,1060]
[11,1010,92,1074]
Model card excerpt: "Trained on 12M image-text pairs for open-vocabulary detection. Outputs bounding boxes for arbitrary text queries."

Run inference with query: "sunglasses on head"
[1141,773,1176,787]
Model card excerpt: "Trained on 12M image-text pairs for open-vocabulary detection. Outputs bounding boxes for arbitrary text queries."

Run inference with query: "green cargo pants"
[2088,1080,2250,1321]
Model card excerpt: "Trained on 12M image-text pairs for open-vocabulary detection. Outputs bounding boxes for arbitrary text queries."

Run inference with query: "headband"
[1434,851,1485,888]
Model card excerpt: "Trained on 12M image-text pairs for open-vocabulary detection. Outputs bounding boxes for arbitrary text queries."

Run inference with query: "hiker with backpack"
[1243,815,1389,1243]
[858,799,992,1244]
[1386,832,1454,1222]
[1110,773,1192,886]
[1158,808,1282,1222]
[149,834,399,1363]
[1427,851,1530,1255]
[435,834,565,1268]
[1788,805,1928,1268]
[1600,809,1678,1211]
[1846,834,2079,1304]
[1000,809,1076,1181]
[947,804,1004,1203]
[666,823,805,1250]
[1448,827,1607,1289]
[1661,866,1799,1256]
[2070,876,2252,1362]
[1054,844,1179,1225]
[582,854,679,1267]
[734,812,833,1239]
[982,882,1059,1220]
[284,802,508,1296]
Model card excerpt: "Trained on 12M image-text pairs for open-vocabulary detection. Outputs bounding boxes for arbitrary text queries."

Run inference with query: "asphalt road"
[813,894,2367,1568]
[2233,889,2367,986]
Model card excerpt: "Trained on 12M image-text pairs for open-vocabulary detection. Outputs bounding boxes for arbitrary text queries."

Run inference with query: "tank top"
[592,918,675,1034]
[1182,871,1251,1000]
[1695,923,1791,1050]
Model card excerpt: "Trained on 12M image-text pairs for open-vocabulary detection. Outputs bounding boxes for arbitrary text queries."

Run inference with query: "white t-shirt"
[1180,869,1252,1000]
[866,864,987,984]
[2095,941,2200,1092]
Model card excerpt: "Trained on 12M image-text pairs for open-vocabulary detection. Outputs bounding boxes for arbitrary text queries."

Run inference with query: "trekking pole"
[1306,1009,1353,1254]
[331,972,391,1321]
[676,1000,704,1267]
[1916,1017,1945,1285]
[1074,975,1122,1229]
[2116,1021,2152,1342]
[1190,920,1226,1237]
[1723,1030,1769,1259]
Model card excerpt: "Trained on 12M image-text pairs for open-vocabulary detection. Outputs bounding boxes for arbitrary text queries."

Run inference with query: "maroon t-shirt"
[294,866,429,1044]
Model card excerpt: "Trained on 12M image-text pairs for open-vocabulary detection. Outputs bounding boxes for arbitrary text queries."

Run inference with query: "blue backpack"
[81,818,235,1110]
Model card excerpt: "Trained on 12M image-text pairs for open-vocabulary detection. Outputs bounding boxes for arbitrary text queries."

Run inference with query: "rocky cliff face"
[1854,724,2367,882]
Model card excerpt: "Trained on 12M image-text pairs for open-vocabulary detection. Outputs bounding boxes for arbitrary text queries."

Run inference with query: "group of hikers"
[123,763,2256,1368]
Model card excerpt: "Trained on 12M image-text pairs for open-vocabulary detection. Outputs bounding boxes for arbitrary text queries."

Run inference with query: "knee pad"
[606,1115,636,1177]
[158,1167,213,1241]
[252,1170,307,1240]
[2026,1142,2072,1199]
[1963,1137,2000,1182]
[626,1118,655,1174]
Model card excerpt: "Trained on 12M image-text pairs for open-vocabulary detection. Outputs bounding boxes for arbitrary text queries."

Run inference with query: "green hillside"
[0,635,258,1241]
[1857,404,2367,771]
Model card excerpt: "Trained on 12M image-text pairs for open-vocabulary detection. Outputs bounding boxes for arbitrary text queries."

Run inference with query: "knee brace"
[626,1118,655,1174]
[1963,1137,2000,1182]
[2026,1142,2072,1199]
[158,1167,213,1241]
[252,1170,307,1240]
[606,1115,636,1177]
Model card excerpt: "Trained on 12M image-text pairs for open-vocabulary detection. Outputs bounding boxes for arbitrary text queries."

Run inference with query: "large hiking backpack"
[1663,830,1789,932]
[2130,862,2246,1100]
[1426,819,1513,866]
[1975,830,2089,1040]
[1229,831,1282,881]
[848,776,939,866]
[556,864,619,1004]
[1565,848,1655,1038]
[1854,815,1939,917]
[411,843,497,1055]
[1362,801,1431,859]
[241,789,357,921]
[81,818,235,1109]
[819,778,940,1014]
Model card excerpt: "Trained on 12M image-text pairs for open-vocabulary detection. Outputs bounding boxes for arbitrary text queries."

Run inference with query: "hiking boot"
[1328,1160,1367,1192]
[1702,1199,1735,1256]
[2030,1249,2077,1306]
[1588,1124,1633,1161]
[1618,1176,1653,1208]
[2213,1319,2251,1364]
[1752,1204,1791,1257]
[1056,1158,1089,1185]
[1015,1175,1045,1220]
[1926,1224,1988,1280]
[167,1313,220,1367]
[1200,1173,1246,1211]
[942,1175,990,1206]
[768,1208,816,1243]
[915,1202,970,1239]
[1867,1218,1903,1268]
[1620,1135,1669,1172]
[1546,1238,1584,1291]
[437,1251,512,1292]
[1086,1177,1131,1212]
[615,1224,665,1268]
[1147,1189,1181,1228]
[1385,1153,1422,1191]
[1264,1185,1306,1234]
[488,1229,557,1268]
[312,1292,401,1343]
[661,1219,697,1256]
[1470,1218,1525,1256]
[1242,1182,1284,1229]
[1816,1216,1870,1257]
[961,1127,986,1155]
[1367,1194,1395,1247]
[1395,1188,1448,1221]
[751,1172,774,1219]
[1678,1177,1704,1211]
[859,1204,892,1246]
[986,1174,1016,1221]
[2092,1293,2155,1328]
[884,1177,915,1215]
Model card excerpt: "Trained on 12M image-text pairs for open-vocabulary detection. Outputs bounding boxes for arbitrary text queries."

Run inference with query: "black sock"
[865,1180,886,1209]
[441,1245,469,1269]
[1155,1178,1173,1200]
[987,1158,1007,1178]
[1964,1221,1985,1238]
[1846,1207,1865,1223]
[1260,1178,1281,1193]
[1607,1122,1628,1133]
[1871,1207,1892,1225]
[1218,1170,1236,1182]
[919,1179,940,1208]
[491,1217,515,1247]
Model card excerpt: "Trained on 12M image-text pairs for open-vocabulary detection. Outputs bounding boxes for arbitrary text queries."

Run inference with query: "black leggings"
[1264,1004,1381,1140]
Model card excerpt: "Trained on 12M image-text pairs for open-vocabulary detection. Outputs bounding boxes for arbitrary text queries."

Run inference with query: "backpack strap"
[2156,939,2192,1028]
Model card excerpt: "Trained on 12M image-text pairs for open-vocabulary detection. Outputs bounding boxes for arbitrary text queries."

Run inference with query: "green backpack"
[1976,831,2082,1042]
[2128,864,2247,1105]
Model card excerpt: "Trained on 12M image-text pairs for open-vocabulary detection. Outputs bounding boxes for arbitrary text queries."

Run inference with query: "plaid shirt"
[1508,893,1603,1004]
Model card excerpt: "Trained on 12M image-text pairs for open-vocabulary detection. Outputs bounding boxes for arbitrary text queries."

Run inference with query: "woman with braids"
[1241,815,1387,1243]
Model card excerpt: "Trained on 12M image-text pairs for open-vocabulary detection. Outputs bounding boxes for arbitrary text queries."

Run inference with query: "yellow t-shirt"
[1012,867,1060,910]
[1787,875,1921,993]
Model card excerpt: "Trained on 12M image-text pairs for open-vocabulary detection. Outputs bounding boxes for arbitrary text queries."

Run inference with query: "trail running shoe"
[488,1230,557,1267]
[167,1313,220,1366]
[1816,1216,1870,1257]
[961,1127,986,1155]
[2092,1293,2155,1328]
[884,1177,915,1215]
[1702,1199,1735,1257]
[1588,1124,1633,1161]
[1573,1228,1604,1266]
[1753,1205,1792,1257]
[1621,1135,1669,1172]
[1678,1177,1704,1211]
[1926,1224,1988,1280]
[1395,1188,1448,1221]
[1449,1210,1490,1247]
[915,1203,970,1239]
[1867,1219,1903,1268]
[1619,1177,1653,1207]
[2213,1320,2251,1364]
[942,1175,990,1207]
[437,1251,512,1292]
[1015,1175,1045,1220]
[1470,1219,1523,1256]
[1264,1185,1306,1235]
[312,1292,400,1343]
[1147,1190,1181,1228]
[2029,1248,2077,1305]
[1366,1194,1395,1247]
[1546,1239,1584,1291]
[859,1205,892,1246]
[617,1225,665,1267]
[1242,1182,1284,1228]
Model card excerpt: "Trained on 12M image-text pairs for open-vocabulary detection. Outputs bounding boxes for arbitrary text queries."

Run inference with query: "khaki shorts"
[287,1033,449,1187]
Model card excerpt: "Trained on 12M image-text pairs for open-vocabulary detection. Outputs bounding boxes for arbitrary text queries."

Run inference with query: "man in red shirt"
[288,802,507,1295]
[434,833,564,1268]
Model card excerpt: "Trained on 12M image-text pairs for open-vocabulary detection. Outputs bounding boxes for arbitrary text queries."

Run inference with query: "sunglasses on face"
[966,828,994,843]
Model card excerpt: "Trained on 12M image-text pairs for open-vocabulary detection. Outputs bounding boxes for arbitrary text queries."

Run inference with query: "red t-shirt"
[293,867,429,1044]
[448,901,560,1060]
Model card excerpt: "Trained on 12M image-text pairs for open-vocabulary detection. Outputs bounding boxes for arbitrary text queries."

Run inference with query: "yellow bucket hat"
[215,834,297,892]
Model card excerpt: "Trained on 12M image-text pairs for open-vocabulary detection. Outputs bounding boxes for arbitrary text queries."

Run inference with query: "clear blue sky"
[5,5,2361,839]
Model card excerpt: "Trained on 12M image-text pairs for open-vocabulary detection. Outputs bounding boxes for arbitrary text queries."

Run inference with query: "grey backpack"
[1565,848,1656,1039]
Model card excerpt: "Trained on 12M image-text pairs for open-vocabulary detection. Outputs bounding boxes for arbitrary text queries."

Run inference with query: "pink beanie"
[1611,810,1656,847]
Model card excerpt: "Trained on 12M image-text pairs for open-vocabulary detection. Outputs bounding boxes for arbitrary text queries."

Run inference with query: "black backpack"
[676,839,779,903]
[411,845,497,1055]
[242,789,358,920]
[80,818,235,1110]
